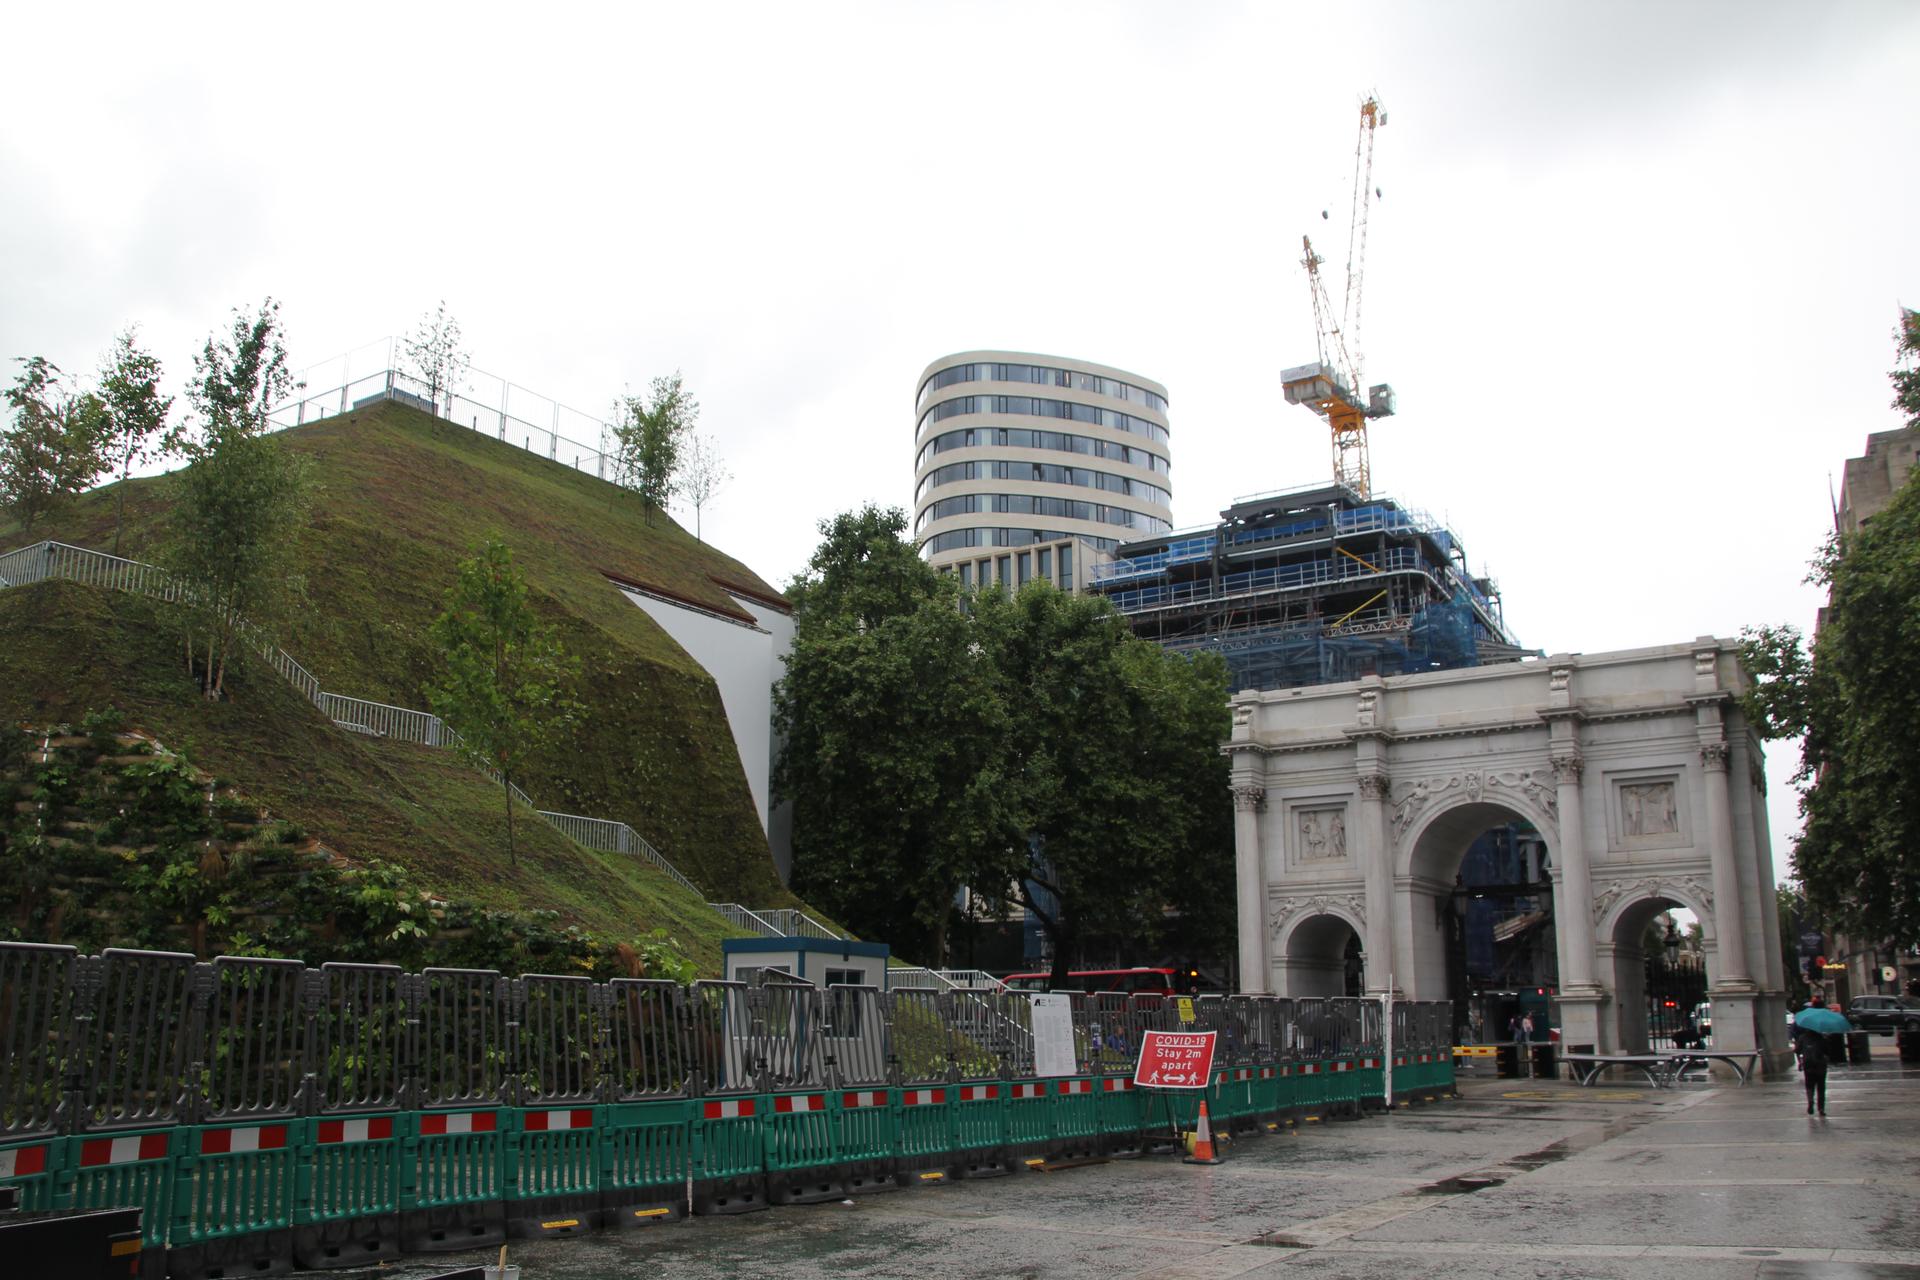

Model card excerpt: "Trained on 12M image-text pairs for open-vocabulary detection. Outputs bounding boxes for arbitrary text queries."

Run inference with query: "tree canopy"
[774,505,1234,973]
[1741,309,1920,948]
[429,535,579,866]
[609,373,697,526]
[1,356,108,535]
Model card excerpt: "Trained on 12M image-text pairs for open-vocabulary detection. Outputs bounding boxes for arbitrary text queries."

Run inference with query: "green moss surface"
[1,400,795,904]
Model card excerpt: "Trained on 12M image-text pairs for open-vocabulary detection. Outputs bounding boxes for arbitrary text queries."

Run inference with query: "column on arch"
[1232,782,1268,993]
[1699,737,1753,987]
[1355,772,1395,995]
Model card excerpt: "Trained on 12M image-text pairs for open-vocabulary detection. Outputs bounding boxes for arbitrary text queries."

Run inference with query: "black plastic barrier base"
[166,1226,292,1280]
[768,1168,851,1206]
[294,1214,400,1270]
[401,1202,505,1254]
[602,1184,685,1228]
[842,1158,901,1196]
[506,1191,601,1238]
[952,1146,1016,1179]
[692,1174,767,1216]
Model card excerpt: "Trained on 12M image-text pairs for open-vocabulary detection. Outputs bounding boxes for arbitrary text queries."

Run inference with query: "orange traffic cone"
[1183,1100,1224,1165]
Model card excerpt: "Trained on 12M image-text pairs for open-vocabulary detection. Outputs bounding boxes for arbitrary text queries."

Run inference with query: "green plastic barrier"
[950,1083,1007,1163]
[762,1091,843,1204]
[406,1108,506,1215]
[602,1099,692,1225]
[507,1107,600,1235]
[0,1135,65,1214]
[302,1113,402,1227]
[1251,1064,1284,1126]
[1051,1078,1100,1158]
[70,1128,180,1249]
[689,1096,765,1214]
[169,1117,298,1280]
[1094,1076,1147,1152]
[835,1089,897,1192]
[893,1086,951,1183]
[1005,1080,1052,1159]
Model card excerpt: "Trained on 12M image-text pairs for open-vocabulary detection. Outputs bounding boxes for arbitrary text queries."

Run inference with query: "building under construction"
[1085,481,1529,692]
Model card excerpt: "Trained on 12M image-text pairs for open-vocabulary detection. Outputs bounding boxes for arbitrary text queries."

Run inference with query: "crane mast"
[1281,95,1394,500]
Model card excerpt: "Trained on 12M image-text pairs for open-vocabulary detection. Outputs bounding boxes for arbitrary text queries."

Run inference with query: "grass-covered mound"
[1,398,793,904]
[0,580,741,972]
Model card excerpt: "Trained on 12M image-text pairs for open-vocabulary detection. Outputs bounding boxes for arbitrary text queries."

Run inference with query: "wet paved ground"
[358,1054,1920,1279]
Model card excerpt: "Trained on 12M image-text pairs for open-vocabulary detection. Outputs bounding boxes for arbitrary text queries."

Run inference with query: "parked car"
[1843,995,1920,1033]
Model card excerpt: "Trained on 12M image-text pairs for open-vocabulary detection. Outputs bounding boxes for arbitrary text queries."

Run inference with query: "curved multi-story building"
[913,350,1173,591]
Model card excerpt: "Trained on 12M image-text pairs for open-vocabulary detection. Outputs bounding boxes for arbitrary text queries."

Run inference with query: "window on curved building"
[916,427,1170,476]
[917,395,1170,448]
[918,362,1168,414]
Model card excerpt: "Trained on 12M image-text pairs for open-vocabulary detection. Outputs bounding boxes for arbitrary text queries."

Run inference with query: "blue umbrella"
[1794,1007,1852,1035]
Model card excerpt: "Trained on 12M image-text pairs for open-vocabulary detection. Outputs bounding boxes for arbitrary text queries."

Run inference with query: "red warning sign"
[1132,1030,1217,1089]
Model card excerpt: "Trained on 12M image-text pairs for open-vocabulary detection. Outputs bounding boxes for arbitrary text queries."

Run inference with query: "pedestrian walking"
[1795,995,1832,1117]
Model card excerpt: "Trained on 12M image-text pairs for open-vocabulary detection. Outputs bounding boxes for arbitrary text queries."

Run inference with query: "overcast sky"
[5,1,1918,866]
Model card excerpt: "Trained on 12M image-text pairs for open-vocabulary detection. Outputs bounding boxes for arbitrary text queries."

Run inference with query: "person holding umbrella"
[1793,994,1852,1116]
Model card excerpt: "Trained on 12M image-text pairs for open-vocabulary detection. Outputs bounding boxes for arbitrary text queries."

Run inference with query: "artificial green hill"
[0,398,794,908]
[0,580,739,972]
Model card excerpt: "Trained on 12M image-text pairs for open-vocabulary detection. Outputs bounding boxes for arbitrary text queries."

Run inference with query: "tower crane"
[1281,95,1395,500]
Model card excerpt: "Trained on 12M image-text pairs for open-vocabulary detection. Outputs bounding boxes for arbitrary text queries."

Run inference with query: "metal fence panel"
[885,989,953,1085]
[203,956,307,1121]
[0,942,77,1139]
[748,980,827,1091]
[948,990,1033,1080]
[820,986,887,1088]
[516,976,599,1106]
[83,949,197,1131]
[415,970,507,1109]
[314,964,405,1113]
[686,981,758,1094]
[606,980,691,1099]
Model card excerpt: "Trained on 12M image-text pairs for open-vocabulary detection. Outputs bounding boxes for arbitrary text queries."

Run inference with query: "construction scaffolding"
[1087,482,1530,692]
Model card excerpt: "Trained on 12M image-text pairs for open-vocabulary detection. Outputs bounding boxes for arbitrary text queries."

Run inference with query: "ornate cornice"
[1591,873,1714,927]
[1267,892,1365,939]
[1390,768,1559,842]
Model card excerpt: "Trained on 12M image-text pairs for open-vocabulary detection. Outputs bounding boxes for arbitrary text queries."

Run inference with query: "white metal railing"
[934,968,1008,991]
[317,693,446,746]
[0,539,711,902]
[886,967,958,991]
[753,908,842,941]
[267,348,621,487]
[707,903,782,938]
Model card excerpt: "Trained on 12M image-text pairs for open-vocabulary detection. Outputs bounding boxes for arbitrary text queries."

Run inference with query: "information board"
[1031,993,1078,1078]
[1132,1029,1217,1089]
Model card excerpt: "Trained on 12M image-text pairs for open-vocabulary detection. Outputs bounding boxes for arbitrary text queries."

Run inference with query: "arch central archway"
[1402,799,1559,1040]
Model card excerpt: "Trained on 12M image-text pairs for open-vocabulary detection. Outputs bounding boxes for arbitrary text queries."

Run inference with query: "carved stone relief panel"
[1293,805,1349,866]
[1620,781,1677,837]
[1606,770,1690,852]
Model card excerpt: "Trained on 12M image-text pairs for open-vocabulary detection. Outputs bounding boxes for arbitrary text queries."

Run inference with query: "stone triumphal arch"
[1227,638,1790,1064]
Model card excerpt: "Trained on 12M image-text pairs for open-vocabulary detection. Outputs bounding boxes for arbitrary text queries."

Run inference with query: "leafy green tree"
[164,302,310,698]
[169,298,292,458]
[428,536,579,866]
[611,373,696,526]
[166,433,311,698]
[2,357,110,536]
[96,328,173,555]
[1741,313,1920,951]
[972,585,1233,985]
[774,506,1010,963]
[401,300,470,419]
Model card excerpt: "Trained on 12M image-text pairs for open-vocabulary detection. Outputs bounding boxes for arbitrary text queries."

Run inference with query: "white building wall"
[616,586,794,878]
